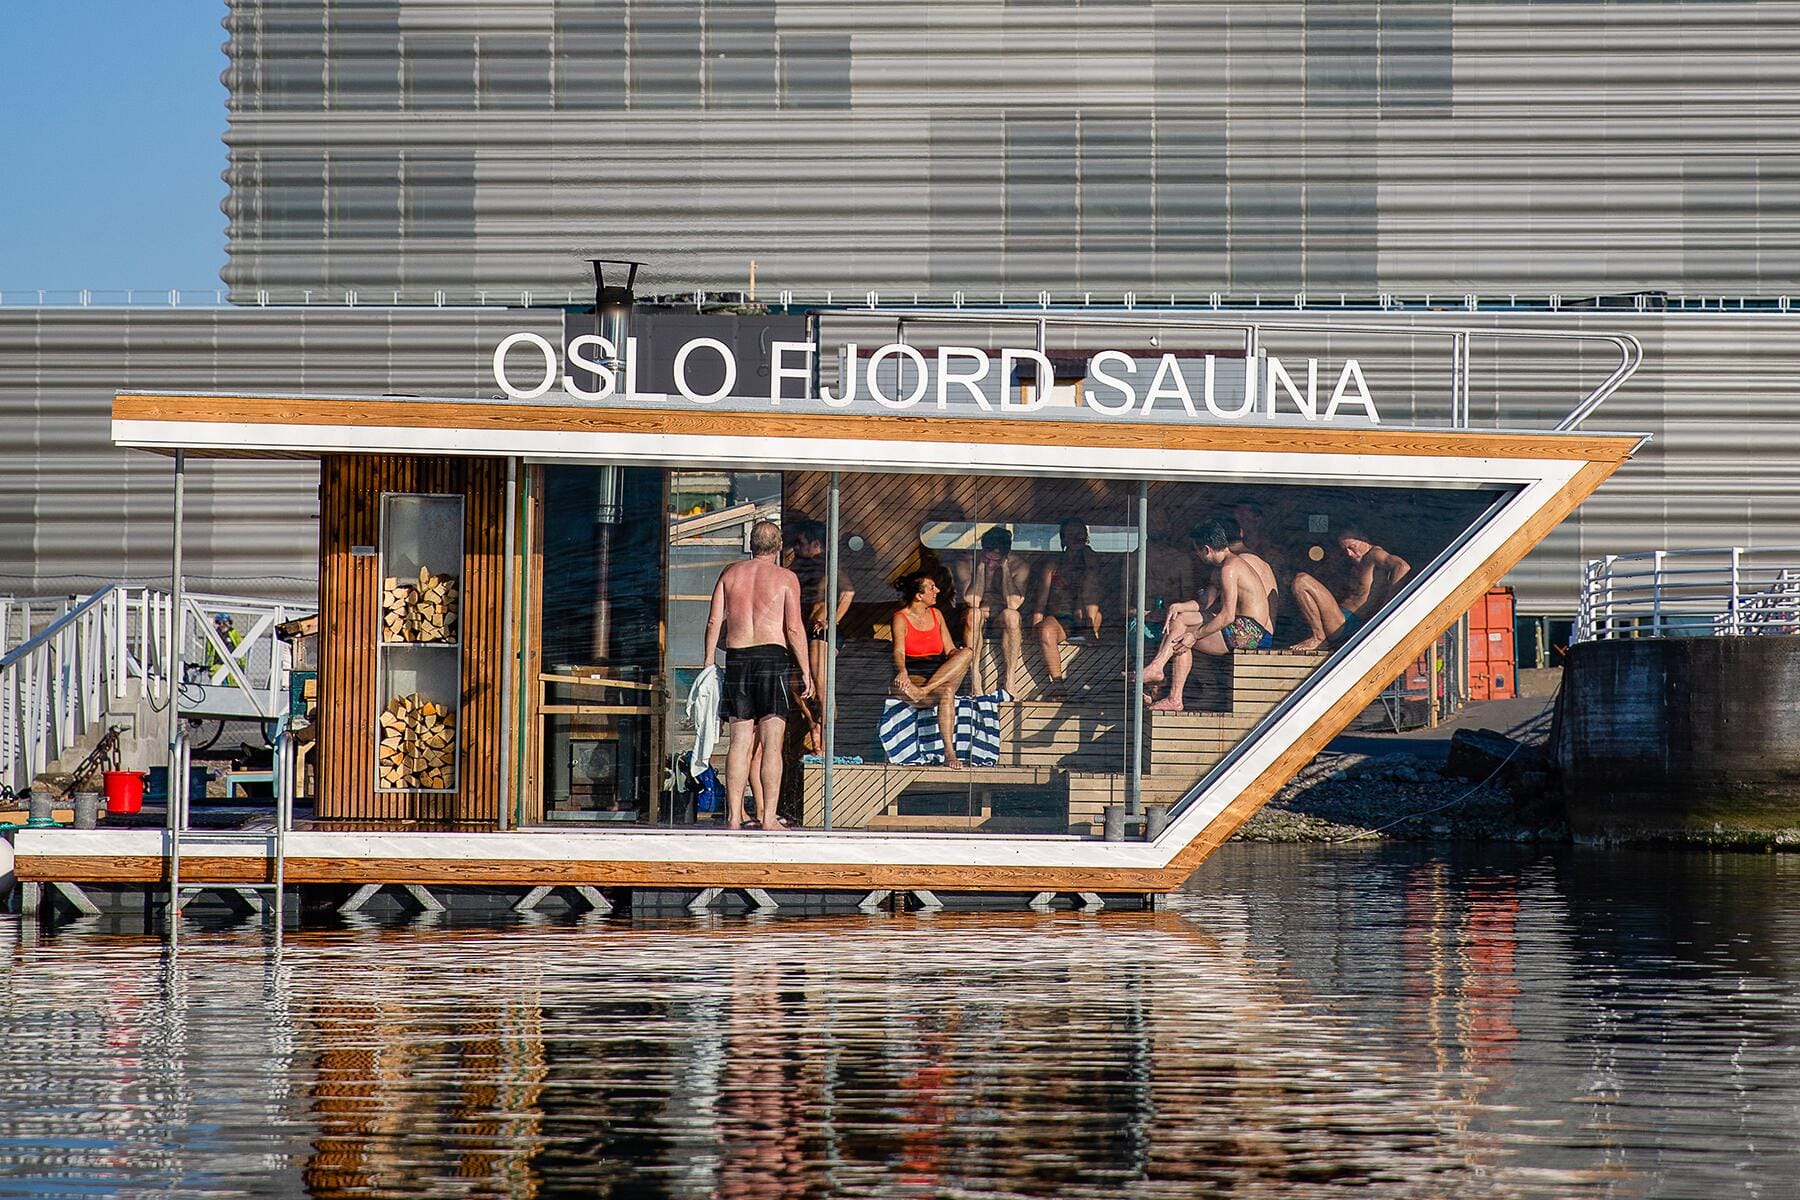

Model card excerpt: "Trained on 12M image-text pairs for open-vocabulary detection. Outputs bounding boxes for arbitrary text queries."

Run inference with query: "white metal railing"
[1574,547,1800,643]
[1,287,1790,313]
[815,307,1641,433]
[0,586,305,791]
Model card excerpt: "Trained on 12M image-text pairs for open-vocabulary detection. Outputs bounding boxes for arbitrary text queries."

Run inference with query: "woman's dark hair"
[979,526,1013,555]
[895,571,935,603]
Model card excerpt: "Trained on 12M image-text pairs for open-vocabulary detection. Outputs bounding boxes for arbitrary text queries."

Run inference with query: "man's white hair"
[750,520,782,555]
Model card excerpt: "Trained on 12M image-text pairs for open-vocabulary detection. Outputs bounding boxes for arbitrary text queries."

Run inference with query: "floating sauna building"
[12,310,1641,908]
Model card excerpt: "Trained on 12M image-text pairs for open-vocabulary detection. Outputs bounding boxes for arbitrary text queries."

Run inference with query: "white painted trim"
[14,466,1576,879]
[90,405,1617,882]
[115,418,1564,487]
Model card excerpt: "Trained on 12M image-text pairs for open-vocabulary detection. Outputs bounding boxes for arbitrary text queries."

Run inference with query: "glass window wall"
[528,462,1515,836]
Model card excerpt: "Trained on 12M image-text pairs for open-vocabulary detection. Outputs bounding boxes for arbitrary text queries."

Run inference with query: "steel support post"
[823,471,840,829]
[1130,480,1148,817]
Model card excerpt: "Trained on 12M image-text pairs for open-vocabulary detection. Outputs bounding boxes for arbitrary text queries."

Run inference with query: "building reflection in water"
[8,849,1800,1196]
[274,903,1604,1199]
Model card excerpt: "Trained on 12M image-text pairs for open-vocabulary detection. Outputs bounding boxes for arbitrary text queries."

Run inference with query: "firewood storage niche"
[376,493,465,794]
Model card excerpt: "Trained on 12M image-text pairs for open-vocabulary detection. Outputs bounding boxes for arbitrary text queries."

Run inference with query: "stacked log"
[378,692,456,790]
[382,567,459,643]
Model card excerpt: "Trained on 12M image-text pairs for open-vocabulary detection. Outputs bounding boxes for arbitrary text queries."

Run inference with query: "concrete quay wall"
[1556,638,1800,845]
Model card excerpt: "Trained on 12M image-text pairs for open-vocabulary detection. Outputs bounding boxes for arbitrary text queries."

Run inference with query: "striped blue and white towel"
[879,694,1003,766]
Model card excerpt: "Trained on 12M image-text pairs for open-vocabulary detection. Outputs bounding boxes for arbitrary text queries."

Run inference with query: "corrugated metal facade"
[7,1,1798,611]
[1,302,1794,612]
[221,0,1800,303]
[0,307,559,600]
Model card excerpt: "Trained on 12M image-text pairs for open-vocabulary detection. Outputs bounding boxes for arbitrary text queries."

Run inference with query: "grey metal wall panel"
[222,0,1800,303]
[0,307,561,601]
[3,301,1794,613]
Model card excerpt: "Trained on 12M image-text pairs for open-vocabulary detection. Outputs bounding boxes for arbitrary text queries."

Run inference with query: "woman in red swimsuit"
[891,572,974,768]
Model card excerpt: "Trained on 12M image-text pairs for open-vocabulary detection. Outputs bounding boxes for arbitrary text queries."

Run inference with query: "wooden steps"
[994,700,1126,769]
[797,643,1326,834]
[1065,772,1198,836]
[801,763,1062,830]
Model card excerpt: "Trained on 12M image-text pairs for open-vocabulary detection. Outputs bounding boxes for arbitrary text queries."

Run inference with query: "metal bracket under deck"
[339,883,446,914]
[18,881,101,918]
[514,885,614,914]
[1029,891,1107,912]
[687,887,779,913]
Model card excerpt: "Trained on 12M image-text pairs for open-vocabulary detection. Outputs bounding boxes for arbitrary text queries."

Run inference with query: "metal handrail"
[815,307,1643,433]
[1575,547,1800,642]
[0,585,118,670]
[2,287,1791,312]
[0,585,305,790]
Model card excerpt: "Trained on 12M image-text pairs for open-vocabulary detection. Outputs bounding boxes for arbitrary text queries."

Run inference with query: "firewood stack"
[378,692,456,790]
[382,567,459,643]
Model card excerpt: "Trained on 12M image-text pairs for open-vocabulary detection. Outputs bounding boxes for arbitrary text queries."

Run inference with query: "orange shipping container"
[1466,587,1516,701]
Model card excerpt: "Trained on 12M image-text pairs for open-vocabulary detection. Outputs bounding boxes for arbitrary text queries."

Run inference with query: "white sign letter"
[1264,355,1318,420]
[493,332,558,400]
[1085,351,1138,415]
[769,340,814,405]
[936,346,993,410]
[1141,353,1198,417]
[1000,348,1055,411]
[867,343,930,409]
[820,344,858,407]
[1204,354,1254,419]
[562,334,618,401]
[673,337,737,404]
[1326,359,1379,423]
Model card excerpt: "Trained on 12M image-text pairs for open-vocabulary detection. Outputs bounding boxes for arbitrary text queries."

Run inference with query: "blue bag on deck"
[694,764,722,814]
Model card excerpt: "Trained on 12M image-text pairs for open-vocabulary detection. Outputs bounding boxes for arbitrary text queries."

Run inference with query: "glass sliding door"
[665,469,787,826]
[535,465,665,823]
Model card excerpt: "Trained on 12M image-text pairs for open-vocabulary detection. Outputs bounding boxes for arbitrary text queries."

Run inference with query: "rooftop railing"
[3,287,1797,314]
[1574,548,1800,644]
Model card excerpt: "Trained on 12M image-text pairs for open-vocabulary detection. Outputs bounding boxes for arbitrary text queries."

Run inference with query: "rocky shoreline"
[1238,729,1800,850]
[1232,747,1568,845]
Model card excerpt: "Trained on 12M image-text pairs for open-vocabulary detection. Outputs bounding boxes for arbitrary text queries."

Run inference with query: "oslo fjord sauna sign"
[491,332,1382,424]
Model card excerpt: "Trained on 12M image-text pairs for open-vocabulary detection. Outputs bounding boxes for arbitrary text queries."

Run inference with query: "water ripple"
[2,844,1798,1198]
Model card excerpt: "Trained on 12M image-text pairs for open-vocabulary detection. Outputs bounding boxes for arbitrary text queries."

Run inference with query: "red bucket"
[103,770,146,815]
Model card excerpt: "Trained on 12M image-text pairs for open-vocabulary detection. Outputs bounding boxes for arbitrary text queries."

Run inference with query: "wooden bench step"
[800,762,1064,829]
[863,813,1073,834]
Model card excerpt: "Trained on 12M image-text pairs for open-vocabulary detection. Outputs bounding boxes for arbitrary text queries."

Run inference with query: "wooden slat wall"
[318,455,507,829]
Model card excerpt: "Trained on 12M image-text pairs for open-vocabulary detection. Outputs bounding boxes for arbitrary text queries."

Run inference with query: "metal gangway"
[0,586,307,793]
[1574,547,1800,642]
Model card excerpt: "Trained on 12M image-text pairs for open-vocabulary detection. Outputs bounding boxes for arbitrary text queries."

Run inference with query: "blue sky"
[0,3,229,291]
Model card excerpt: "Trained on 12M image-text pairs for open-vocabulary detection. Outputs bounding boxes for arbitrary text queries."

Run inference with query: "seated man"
[959,526,1030,696]
[1290,527,1411,650]
[1031,518,1105,697]
[1141,518,1279,712]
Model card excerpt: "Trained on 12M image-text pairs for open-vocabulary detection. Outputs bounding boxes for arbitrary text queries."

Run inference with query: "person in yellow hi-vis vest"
[202,611,243,677]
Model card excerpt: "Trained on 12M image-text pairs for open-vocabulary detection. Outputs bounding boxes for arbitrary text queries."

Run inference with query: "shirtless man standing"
[1290,527,1410,650]
[702,520,814,830]
[1141,518,1278,712]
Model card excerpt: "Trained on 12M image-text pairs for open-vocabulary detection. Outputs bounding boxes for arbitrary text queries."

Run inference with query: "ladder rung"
[174,832,277,842]
[176,882,280,891]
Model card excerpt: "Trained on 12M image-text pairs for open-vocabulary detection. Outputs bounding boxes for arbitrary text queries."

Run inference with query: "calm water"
[3,844,1799,1199]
